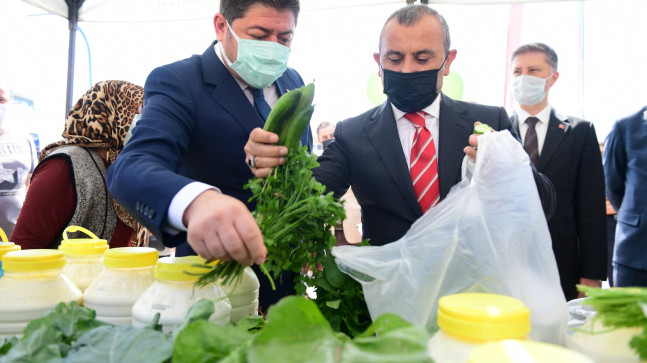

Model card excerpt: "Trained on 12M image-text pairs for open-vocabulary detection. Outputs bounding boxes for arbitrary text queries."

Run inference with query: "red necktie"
[405,112,440,213]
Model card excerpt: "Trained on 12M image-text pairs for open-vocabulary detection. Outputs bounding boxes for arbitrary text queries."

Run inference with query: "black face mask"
[322,138,334,150]
[382,57,446,113]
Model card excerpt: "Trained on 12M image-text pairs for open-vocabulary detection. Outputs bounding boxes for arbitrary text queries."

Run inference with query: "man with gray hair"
[510,42,606,300]
[247,5,556,246]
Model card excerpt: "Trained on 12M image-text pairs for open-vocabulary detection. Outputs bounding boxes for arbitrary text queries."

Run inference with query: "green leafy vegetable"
[0,302,107,362]
[578,285,647,359]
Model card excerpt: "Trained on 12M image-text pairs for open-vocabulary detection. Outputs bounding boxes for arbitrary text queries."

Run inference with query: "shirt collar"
[391,93,442,121]
[516,104,552,125]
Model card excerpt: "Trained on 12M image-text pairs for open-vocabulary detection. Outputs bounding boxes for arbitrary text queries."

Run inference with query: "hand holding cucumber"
[463,121,494,159]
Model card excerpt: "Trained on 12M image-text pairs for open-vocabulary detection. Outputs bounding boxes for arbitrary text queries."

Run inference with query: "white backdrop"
[1,0,645,147]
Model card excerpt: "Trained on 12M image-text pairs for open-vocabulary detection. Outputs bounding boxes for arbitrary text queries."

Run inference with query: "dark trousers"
[614,262,647,287]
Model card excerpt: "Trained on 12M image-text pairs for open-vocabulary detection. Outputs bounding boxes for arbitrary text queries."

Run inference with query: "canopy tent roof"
[23,0,587,23]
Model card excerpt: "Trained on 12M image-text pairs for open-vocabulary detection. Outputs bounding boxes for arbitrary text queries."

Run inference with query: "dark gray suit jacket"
[513,109,607,300]
[314,95,556,246]
[604,106,647,271]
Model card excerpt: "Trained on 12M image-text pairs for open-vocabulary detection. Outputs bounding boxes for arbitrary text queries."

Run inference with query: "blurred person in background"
[11,80,147,248]
[314,121,334,155]
[599,141,617,287]
[604,105,647,287]
[0,83,37,238]
[510,42,606,300]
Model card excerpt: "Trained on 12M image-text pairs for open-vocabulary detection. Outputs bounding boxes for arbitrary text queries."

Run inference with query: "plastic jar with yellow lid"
[468,339,593,362]
[83,247,158,325]
[0,227,20,279]
[427,292,531,363]
[0,249,82,338]
[132,256,231,332]
[58,226,109,292]
[220,266,260,321]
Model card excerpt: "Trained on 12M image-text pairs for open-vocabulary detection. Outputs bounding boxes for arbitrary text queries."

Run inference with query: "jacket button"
[148,209,155,219]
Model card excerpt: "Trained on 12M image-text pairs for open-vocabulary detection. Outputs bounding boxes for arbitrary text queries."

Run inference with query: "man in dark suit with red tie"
[246,6,556,246]
[509,43,607,301]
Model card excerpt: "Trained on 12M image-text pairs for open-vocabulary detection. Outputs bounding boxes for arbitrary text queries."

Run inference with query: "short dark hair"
[220,0,300,25]
[379,4,451,56]
[316,121,332,137]
[512,42,559,71]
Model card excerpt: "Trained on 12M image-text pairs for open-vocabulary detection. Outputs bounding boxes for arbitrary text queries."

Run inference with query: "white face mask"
[512,74,551,106]
[220,20,291,89]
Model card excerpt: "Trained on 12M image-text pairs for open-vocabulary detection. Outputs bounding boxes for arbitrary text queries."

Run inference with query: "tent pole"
[65,1,80,118]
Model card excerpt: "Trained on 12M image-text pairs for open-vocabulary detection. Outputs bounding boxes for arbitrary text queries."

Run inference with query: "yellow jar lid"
[468,339,593,362]
[438,293,530,341]
[59,240,108,256]
[3,249,66,272]
[0,242,21,261]
[154,256,216,281]
[58,226,109,256]
[103,247,158,268]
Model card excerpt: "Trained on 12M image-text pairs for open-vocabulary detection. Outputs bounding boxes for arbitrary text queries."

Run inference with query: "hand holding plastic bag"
[332,130,566,344]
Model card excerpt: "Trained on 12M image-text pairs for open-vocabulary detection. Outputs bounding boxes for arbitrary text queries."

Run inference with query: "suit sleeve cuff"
[166,182,220,232]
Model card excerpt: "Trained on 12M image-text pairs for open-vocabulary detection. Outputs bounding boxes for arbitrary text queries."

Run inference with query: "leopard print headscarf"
[40,80,147,246]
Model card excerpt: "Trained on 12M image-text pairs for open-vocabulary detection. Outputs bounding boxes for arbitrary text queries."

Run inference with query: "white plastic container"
[58,226,109,292]
[468,339,593,362]
[220,266,260,321]
[83,247,157,325]
[0,227,20,278]
[0,249,82,338]
[427,293,531,363]
[566,297,644,362]
[132,256,231,332]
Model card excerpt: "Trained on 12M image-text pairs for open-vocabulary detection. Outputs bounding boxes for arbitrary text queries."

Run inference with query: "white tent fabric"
[22,0,587,22]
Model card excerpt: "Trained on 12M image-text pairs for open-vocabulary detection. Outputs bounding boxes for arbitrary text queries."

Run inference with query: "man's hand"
[577,277,602,298]
[463,121,483,160]
[183,189,266,266]
[244,128,288,178]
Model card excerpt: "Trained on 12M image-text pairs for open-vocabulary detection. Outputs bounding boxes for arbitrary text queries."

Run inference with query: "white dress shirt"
[515,104,552,155]
[392,94,441,169]
[165,43,279,232]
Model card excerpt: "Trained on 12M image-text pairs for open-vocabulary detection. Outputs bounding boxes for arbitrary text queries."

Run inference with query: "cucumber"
[263,88,302,133]
[473,123,494,134]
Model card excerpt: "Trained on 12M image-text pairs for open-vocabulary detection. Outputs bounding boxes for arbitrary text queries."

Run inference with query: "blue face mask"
[220,20,291,89]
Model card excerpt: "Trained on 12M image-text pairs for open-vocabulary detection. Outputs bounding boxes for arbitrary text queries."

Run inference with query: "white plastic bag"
[332,130,566,344]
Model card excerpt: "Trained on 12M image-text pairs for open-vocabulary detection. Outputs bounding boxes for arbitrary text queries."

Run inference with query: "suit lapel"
[537,110,569,170]
[202,41,264,134]
[438,96,473,199]
[365,103,422,217]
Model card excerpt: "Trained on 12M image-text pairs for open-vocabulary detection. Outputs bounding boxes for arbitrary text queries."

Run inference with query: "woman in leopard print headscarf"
[11,80,149,249]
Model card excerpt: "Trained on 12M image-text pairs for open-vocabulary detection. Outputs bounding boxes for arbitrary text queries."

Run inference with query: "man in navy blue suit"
[604,106,647,287]
[106,0,311,309]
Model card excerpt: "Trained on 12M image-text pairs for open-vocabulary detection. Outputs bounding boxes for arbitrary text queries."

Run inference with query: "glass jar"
[427,292,531,363]
[58,226,109,292]
[132,256,231,332]
[83,247,158,325]
[0,249,82,338]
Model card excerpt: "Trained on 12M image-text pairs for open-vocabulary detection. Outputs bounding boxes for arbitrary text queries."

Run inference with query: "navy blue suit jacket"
[313,95,556,246]
[513,110,607,300]
[106,41,311,308]
[604,106,647,270]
